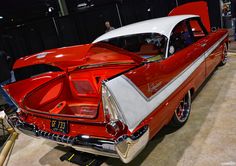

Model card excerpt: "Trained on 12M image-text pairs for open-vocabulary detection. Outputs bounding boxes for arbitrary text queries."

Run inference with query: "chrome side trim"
[78,62,135,69]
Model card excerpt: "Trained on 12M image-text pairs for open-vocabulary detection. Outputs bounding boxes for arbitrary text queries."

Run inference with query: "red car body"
[1,2,228,163]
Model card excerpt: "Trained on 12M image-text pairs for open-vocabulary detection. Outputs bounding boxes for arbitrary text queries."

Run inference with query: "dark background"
[232,0,236,17]
[0,0,221,60]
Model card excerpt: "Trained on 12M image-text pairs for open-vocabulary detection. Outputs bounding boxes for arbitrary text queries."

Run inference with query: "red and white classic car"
[1,2,228,163]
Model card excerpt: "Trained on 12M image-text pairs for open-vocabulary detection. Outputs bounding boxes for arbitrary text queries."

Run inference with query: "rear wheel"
[219,43,228,66]
[170,91,191,127]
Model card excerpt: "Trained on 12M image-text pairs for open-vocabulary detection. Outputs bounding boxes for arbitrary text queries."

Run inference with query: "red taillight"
[72,80,97,96]
[106,120,127,137]
[70,106,97,118]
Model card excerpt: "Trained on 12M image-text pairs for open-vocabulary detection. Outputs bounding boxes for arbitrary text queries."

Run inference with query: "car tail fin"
[168,1,211,32]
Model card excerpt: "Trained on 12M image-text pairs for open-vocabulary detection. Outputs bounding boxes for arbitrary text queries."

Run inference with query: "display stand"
[0,112,18,166]
[60,147,106,166]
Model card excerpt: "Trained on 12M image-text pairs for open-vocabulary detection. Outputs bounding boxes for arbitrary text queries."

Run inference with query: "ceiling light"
[48,7,54,13]
[0,16,3,19]
[77,2,87,8]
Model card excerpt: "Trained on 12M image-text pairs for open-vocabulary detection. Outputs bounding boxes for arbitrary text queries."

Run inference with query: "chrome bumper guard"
[1,87,149,163]
[115,126,149,163]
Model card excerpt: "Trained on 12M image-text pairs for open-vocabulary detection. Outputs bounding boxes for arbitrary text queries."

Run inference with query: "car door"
[161,19,207,121]
[169,1,223,78]
[168,19,207,85]
[188,18,219,77]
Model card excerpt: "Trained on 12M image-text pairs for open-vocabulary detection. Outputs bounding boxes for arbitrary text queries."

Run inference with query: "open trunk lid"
[14,43,144,72]
[17,64,138,120]
[4,44,142,121]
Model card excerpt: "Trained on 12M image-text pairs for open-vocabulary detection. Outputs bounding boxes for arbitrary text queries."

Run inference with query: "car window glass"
[14,64,62,82]
[189,19,206,41]
[99,33,167,62]
[168,21,194,57]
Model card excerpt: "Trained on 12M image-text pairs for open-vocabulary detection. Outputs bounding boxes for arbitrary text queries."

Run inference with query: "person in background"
[222,4,229,16]
[0,50,15,111]
[105,21,115,33]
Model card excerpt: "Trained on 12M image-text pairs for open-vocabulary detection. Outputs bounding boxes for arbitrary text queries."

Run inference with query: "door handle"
[201,43,207,47]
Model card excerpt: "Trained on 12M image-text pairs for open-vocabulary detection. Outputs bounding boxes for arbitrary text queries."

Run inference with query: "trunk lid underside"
[6,44,142,121]
[22,65,136,119]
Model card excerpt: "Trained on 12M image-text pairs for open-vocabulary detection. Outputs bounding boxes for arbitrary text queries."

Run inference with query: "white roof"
[93,15,198,43]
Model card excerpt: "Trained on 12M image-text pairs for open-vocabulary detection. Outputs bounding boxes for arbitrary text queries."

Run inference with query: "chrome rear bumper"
[6,113,149,163]
[1,87,150,163]
[6,115,119,158]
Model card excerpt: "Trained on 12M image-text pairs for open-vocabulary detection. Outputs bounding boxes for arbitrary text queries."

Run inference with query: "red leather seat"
[138,44,159,55]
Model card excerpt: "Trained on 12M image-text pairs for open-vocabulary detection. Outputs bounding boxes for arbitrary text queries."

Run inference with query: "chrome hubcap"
[175,92,191,123]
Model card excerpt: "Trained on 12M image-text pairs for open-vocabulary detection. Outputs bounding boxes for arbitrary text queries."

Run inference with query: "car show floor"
[1,51,236,166]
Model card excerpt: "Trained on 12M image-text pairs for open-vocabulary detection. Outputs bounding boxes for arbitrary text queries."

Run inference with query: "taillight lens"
[106,120,127,137]
[70,106,97,118]
[73,80,96,96]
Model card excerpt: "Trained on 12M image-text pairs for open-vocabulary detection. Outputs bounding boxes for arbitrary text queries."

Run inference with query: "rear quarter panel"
[109,29,228,139]
[123,43,205,137]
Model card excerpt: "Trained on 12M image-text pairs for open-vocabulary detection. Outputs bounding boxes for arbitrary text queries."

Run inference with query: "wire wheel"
[170,91,191,127]
[220,43,228,66]
[175,91,191,123]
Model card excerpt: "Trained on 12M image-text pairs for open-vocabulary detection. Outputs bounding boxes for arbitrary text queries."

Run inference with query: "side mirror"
[169,45,175,55]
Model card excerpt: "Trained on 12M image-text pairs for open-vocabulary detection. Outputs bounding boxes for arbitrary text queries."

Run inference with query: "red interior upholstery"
[138,44,159,55]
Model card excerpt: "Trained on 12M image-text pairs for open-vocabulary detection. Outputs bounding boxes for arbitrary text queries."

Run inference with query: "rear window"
[14,64,63,82]
[99,33,167,62]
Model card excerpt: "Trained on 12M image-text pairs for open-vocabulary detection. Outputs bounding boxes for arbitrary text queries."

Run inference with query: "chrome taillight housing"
[102,84,127,136]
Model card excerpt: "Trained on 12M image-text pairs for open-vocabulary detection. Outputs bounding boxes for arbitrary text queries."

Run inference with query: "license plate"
[50,119,69,134]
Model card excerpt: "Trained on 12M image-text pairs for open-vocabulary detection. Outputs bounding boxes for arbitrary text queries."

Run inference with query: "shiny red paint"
[130,30,228,139]
[4,40,144,139]
[169,1,211,32]
[14,43,144,72]
[2,3,229,161]
[4,72,65,103]
[14,44,92,71]
[5,29,228,141]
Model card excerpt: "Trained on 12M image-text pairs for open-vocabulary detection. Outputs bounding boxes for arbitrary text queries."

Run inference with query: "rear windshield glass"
[99,33,167,62]
[14,64,62,82]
